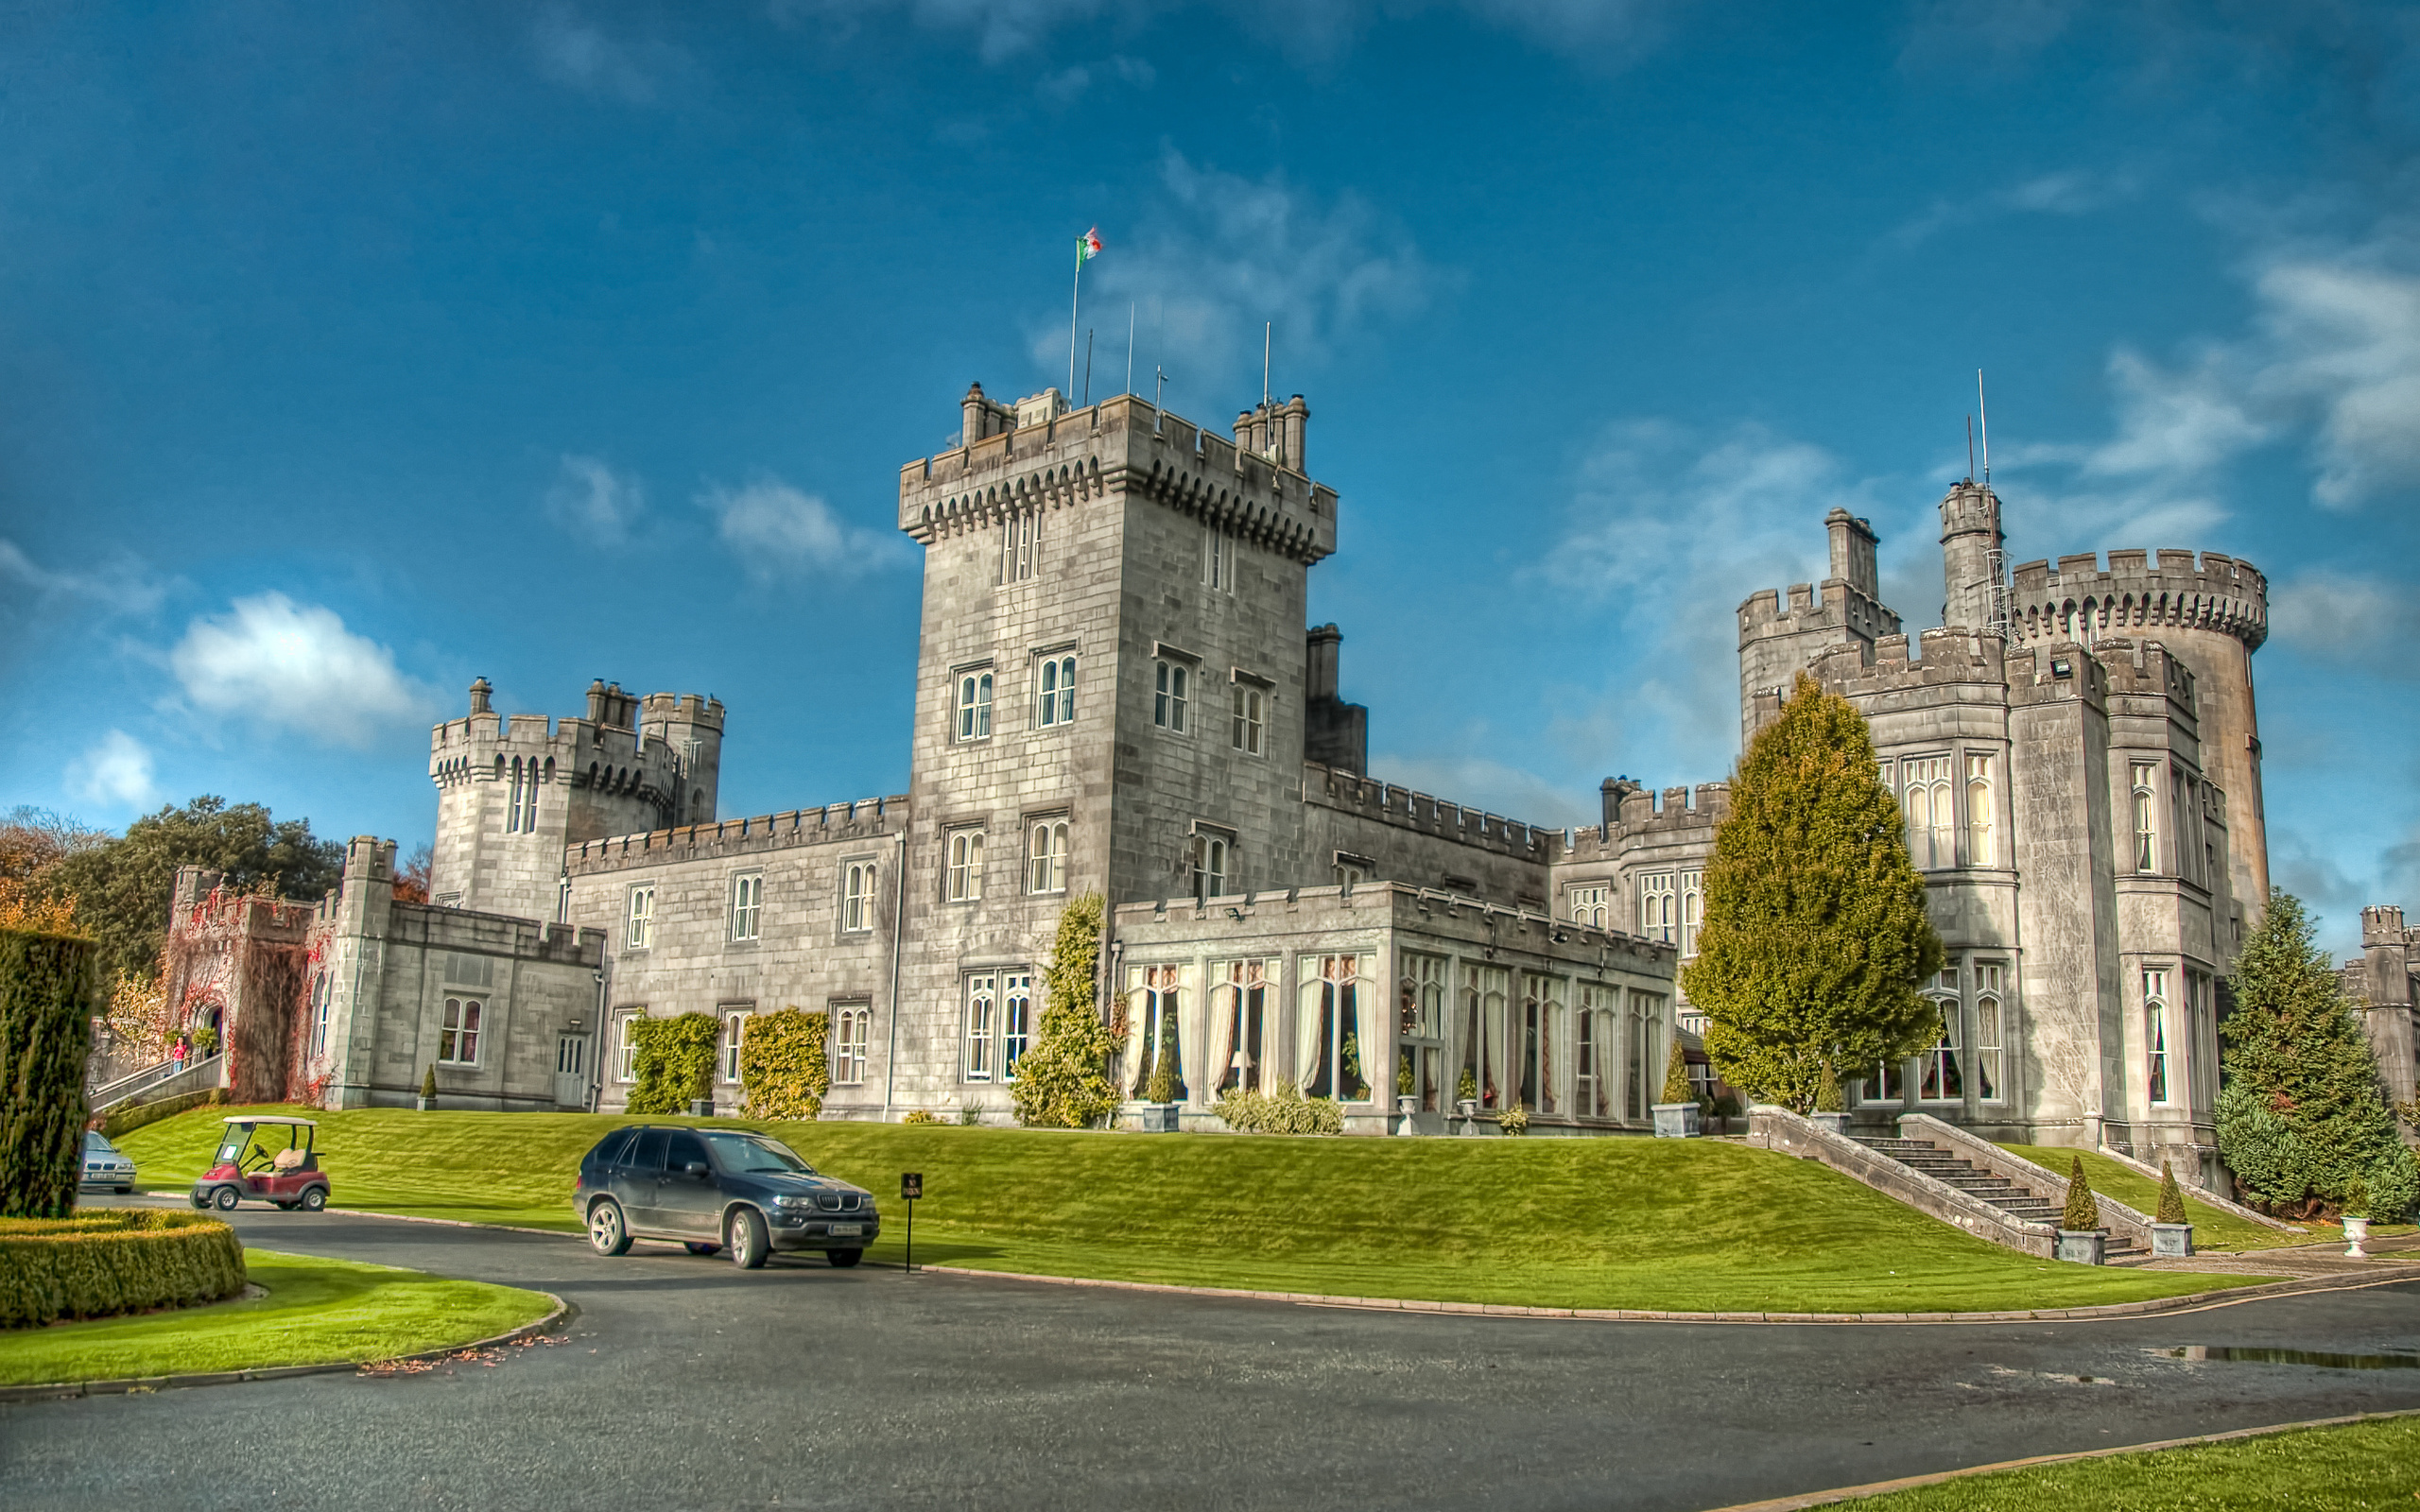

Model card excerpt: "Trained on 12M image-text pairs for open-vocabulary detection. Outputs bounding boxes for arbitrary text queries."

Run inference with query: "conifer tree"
[1011,893,1118,1128]
[1683,674,1945,1111]
[2061,1154,2100,1232]
[2216,889,2420,1219]
[2155,1160,2188,1225]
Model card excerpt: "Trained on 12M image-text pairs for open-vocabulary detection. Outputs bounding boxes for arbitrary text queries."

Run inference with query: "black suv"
[573,1125,880,1269]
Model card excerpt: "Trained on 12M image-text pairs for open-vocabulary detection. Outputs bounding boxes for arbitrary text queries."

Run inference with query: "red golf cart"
[190,1115,332,1212]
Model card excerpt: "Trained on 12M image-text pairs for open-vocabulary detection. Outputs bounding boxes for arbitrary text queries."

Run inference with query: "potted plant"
[192,1024,219,1058]
[1809,1064,1849,1136]
[1651,1041,1701,1138]
[1455,1066,1479,1127]
[1141,1018,1182,1132]
[418,1063,437,1112]
[2342,1176,2372,1259]
[2056,1154,2105,1264]
[1496,1105,1530,1137]
[1395,1057,1420,1132]
[2150,1159,2194,1258]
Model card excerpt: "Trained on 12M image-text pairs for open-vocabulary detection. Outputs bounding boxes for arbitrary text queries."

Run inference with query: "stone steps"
[1854,1134,2145,1260]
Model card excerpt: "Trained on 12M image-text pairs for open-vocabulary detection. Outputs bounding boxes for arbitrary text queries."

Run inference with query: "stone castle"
[200,372,2363,1184]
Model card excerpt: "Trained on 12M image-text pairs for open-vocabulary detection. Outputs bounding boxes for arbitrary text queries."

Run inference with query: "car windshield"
[699,1132,814,1175]
[84,1132,113,1153]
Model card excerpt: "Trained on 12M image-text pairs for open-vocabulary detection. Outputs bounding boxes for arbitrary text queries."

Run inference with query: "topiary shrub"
[1214,1083,1345,1135]
[1457,1066,1478,1104]
[2061,1154,2101,1231]
[1497,1105,1530,1136]
[1143,1012,1182,1105]
[738,1007,828,1121]
[2156,1160,2188,1225]
[1011,894,1119,1128]
[1660,1040,1692,1106]
[627,1012,720,1115]
[1813,1064,1844,1113]
[420,1063,437,1101]
[2343,1175,2372,1221]
[0,927,99,1219]
[0,1210,245,1328]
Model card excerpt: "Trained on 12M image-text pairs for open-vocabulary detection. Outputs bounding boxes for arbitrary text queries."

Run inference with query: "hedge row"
[0,1209,246,1329]
[99,1087,225,1142]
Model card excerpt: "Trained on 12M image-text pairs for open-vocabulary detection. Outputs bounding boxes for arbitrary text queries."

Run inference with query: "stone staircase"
[1855,1134,2147,1262]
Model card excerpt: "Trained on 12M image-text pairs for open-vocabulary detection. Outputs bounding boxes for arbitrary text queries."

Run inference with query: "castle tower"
[2007,548,2270,931]
[428,678,719,920]
[1737,509,1901,746]
[1940,480,2005,632]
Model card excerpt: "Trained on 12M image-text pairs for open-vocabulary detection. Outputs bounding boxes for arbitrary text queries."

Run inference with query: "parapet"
[2008,548,2267,651]
[2094,638,2198,712]
[898,390,1339,566]
[567,795,911,875]
[1808,626,2003,693]
[640,691,726,731]
[2365,905,2414,948]
[1737,577,1901,648]
[1302,763,1553,861]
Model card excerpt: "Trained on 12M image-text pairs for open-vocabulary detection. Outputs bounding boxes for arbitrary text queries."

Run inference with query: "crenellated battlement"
[567,795,910,875]
[1808,625,2006,690]
[2008,548,2267,651]
[1303,762,1553,860]
[1737,577,1902,646]
[898,391,1339,565]
[2364,905,2415,948]
[2093,637,2199,711]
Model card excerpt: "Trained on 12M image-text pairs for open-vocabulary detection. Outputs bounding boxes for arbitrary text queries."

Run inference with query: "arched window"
[1191,833,1227,902]
[957,671,994,742]
[1964,754,1994,868]
[1974,962,2005,1102]
[1638,873,1675,942]
[1679,871,1703,957]
[1127,964,1184,1100]
[1917,967,1962,1102]
[1211,957,1277,1094]
[1153,660,1189,731]
[946,830,984,902]
[1037,655,1076,727]
[1299,954,1371,1101]
[2131,762,2159,872]
[963,972,997,1082]
[832,1005,870,1086]
[1002,971,1031,1081]
[2144,968,2172,1105]
[1902,757,1953,869]
[440,997,482,1065]
[841,861,876,932]
[1028,818,1069,894]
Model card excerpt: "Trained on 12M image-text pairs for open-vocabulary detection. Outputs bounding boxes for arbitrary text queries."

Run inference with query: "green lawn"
[114,1106,2259,1314]
[1996,1144,2415,1253]
[1836,1413,2420,1509]
[0,1249,555,1386]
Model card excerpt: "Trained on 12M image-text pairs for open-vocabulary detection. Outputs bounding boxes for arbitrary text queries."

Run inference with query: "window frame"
[2131,761,2160,873]
[1973,961,2007,1103]
[1035,652,1077,729]
[1153,659,1190,733]
[1964,753,1996,868]
[1637,872,1675,943]
[2144,966,2174,1106]
[831,1002,871,1087]
[1000,511,1037,584]
[720,1005,753,1085]
[1230,683,1266,756]
[1566,884,1609,929]
[840,859,877,934]
[730,871,763,943]
[1916,966,1963,1103]
[613,1010,643,1083]
[955,666,995,744]
[964,971,998,1083]
[1190,830,1231,903]
[1027,816,1070,895]
[944,827,987,903]
[625,885,656,952]
[1900,755,1955,870]
[439,995,482,1066]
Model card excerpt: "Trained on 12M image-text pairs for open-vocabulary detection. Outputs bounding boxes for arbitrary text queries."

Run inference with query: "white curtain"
[1122,967,1149,1096]
[1177,968,1207,1106]
[1483,990,1508,1108]
[1296,976,1323,1091]
[1203,982,1236,1105]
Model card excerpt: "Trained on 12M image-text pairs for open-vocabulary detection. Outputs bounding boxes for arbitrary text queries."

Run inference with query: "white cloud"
[1363,750,1596,828]
[2252,259,2420,507]
[168,593,437,747]
[1890,166,2138,249]
[2268,568,2420,679]
[1543,420,1891,772]
[1043,150,1439,400]
[2081,347,2268,479]
[66,730,157,810]
[0,538,165,618]
[545,454,648,542]
[530,5,696,104]
[702,476,901,580]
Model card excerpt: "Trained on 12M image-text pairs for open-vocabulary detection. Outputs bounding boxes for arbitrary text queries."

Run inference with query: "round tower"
[2007,548,2271,921]
[1939,480,2004,631]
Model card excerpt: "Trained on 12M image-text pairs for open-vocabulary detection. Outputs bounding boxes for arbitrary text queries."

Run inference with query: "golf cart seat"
[271,1148,309,1174]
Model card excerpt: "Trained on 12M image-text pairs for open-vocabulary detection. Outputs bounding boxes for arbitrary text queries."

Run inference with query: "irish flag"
[1077,227,1102,266]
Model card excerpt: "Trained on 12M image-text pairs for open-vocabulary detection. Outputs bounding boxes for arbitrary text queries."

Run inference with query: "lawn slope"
[119,1107,2250,1314]
[0,1249,554,1386]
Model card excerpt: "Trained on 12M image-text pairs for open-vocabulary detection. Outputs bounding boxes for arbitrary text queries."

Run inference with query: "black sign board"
[901,1172,923,1200]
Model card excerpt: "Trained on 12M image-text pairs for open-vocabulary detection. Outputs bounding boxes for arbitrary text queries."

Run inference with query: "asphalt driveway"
[5,1206,2418,1511]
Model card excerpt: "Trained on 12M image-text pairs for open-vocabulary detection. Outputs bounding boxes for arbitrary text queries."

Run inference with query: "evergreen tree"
[1682,674,1945,1111]
[2061,1154,2100,1231]
[2155,1160,2188,1225]
[1011,893,1118,1128]
[2216,889,2419,1219]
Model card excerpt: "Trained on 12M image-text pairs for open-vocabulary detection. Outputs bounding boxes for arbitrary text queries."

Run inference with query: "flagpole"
[1069,242,1082,403]
[1126,303,1135,397]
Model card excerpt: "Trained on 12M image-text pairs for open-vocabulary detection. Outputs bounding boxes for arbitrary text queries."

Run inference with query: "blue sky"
[3,1,2415,954]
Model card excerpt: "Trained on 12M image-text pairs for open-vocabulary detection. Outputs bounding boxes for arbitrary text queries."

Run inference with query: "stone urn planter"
[2150,1222,2194,1259]
[1651,1102,1702,1139]
[1138,1102,1181,1133]
[1810,1111,1850,1136]
[415,1095,434,1112]
[2343,1214,2371,1258]
[1456,1098,1480,1134]
[2055,1228,2106,1265]
[1395,1094,1421,1135]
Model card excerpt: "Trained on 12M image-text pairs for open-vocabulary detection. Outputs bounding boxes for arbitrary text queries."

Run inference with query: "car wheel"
[827,1248,863,1268]
[683,1241,720,1256]
[212,1185,240,1211]
[301,1186,327,1212]
[727,1208,769,1270]
[115,1185,133,1194]
[587,1198,633,1257]
[190,1194,209,1210]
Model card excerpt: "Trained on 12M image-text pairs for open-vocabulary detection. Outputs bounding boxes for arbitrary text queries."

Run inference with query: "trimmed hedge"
[1214,1084,1345,1135]
[100,1087,225,1142]
[0,1209,246,1328]
[1,928,99,1218]
[737,1007,828,1121]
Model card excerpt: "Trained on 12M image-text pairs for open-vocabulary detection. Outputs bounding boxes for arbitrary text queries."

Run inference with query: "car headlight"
[772,1194,816,1209]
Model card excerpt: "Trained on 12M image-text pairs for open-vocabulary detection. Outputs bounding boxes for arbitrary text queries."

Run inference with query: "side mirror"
[682,1160,709,1177]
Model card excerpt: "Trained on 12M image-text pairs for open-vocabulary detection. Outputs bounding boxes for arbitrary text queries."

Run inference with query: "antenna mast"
[1976,370,2009,639]
[1977,369,1991,488]
[1262,321,1272,405]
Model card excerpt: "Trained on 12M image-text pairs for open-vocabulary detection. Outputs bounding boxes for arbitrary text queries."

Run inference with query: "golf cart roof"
[222,1115,318,1127]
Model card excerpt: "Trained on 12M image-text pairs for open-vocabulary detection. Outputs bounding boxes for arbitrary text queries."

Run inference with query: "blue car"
[573,1125,879,1270]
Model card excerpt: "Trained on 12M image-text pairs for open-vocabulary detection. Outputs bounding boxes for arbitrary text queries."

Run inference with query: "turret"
[642,692,727,826]
[1939,480,2005,631]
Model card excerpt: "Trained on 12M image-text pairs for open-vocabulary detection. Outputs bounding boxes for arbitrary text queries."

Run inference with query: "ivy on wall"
[626,1012,719,1115]
[738,1007,829,1122]
[1011,893,1118,1128]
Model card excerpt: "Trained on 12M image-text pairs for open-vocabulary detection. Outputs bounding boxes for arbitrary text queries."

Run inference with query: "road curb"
[0,1294,573,1405]
[914,1263,2419,1324]
[1695,1405,2420,1510]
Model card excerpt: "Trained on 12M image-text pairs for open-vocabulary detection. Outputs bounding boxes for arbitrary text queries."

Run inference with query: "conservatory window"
[1398,952,1447,1111]
[1301,954,1371,1102]
[1211,958,1278,1094]
[1128,964,1184,1100]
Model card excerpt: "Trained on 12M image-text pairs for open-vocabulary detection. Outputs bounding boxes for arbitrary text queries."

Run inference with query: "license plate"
[827,1223,862,1237]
